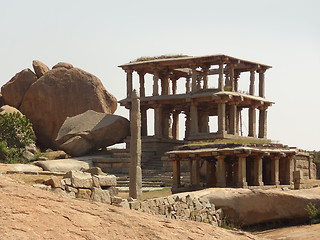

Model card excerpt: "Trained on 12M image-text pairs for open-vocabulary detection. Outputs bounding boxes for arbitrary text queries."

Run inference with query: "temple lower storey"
[165,143,314,193]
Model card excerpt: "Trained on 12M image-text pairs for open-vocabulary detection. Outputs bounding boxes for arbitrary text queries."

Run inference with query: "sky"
[0,0,319,150]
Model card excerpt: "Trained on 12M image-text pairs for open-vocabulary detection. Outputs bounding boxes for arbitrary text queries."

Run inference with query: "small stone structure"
[165,143,315,192]
[35,169,119,204]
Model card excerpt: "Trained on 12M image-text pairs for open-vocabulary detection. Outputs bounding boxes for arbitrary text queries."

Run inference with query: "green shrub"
[305,202,320,224]
[0,112,35,163]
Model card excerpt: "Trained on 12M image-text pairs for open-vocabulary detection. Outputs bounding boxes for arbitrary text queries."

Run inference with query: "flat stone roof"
[119,54,272,73]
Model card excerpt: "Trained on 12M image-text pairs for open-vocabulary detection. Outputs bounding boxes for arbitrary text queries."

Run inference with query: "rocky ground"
[0,175,257,240]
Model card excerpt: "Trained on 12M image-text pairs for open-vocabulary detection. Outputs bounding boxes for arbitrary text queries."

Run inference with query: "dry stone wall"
[118,193,223,227]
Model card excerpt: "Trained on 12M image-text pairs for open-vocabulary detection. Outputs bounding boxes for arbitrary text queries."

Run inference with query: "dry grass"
[118,187,172,201]
[6,173,62,185]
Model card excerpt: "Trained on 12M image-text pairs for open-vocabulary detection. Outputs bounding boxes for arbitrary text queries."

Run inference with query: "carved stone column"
[216,155,226,187]
[237,154,248,187]
[270,156,280,185]
[161,74,170,95]
[126,69,133,97]
[258,106,268,139]
[172,159,181,188]
[153,71,159,96]
[186,76,191,93]
[250,70,255,96]
[138,71,147,136]
[253,155,264,186]
[229,64,235,92]
[248,106,257,137]
[185,112,191,139]
[229,102,237,135]
[218,62,224,91]
[202,65,209,89]
[217,100,226,135]
[191,66,198,92]
[259,69,265,98]
[138,71,145,97]
[172,78,177,95]
[162,108,171,138]
[154,104,162,138]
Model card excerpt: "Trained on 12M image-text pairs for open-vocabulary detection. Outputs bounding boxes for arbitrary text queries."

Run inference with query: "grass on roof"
[184,138,273,146]
[132,54,189,63]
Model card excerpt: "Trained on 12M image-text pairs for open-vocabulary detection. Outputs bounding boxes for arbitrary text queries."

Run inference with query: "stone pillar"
[250,70,255,96]
[202,66,209,89]
[138,71,145,97]
[162,108,171,138]
[229,64,235,92]
[218,62,224,91]
[253,155,264,186]
[186,76,191,93]
[191,66,197,92]
[190,101,198,135]
[259,69,265,98]
[153,71,159,96]
[206,160,216,187]
[126,69,133,97]
[172,160,181,188]
[234,72,240,92]
[161,75,170,95]
[248,107,257,137]
[129,90,142,199]
[216,155,226,187]
[172,78,177,95]
[190,157,200,187]
[141,107,148,136]
[154,105,162,138]
[237,155,248,187]
[258,107,267,138]
[185,112,191,139]
[288,155,295,185]
[229,103,237,135]
[270,156,280,185]
[172,111,179,140]
[217,100,226,135]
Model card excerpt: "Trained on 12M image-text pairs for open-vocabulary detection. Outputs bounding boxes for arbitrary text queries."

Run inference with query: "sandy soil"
[0,175,259,240]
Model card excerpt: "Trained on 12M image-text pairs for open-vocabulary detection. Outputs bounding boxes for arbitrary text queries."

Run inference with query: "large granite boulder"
[1,69,37,108]
[55,110,130,156]
[0,93,4,107]
[32,60,50,78]
[19,65,117,149]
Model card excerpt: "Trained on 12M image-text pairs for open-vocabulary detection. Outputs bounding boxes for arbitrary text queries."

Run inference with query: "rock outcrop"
[32,60,50,78]
[19,65,117,148]
[55,110,130,156]
[1,68,37,108]
[34,159,90,172]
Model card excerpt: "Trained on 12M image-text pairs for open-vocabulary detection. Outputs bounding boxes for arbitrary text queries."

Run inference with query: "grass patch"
[117,187,172,201]
[132,54,188,63]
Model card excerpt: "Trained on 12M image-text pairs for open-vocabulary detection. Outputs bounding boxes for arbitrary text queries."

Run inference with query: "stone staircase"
[87,148,190,190]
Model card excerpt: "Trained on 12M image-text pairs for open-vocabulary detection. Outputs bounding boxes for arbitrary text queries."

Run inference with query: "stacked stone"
[38,168,119,204]
[126,194,222,226]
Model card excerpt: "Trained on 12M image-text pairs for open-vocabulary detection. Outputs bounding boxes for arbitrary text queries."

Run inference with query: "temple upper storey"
[119,54,273,141]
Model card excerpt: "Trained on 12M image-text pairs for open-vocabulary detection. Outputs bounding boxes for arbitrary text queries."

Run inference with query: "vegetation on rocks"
[305,202,320,224]
[0,112,35,163]
[132,54,188,63]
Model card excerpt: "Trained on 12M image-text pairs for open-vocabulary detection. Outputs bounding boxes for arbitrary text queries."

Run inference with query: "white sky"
[0,0,319,150]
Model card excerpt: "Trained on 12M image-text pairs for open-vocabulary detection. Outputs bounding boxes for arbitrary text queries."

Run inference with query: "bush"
[305,202,320,224]
[0,112,35,163]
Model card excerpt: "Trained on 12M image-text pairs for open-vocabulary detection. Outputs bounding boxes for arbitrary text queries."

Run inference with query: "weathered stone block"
[66,185,78,194]
[129,201,141,210]
[65,170,93,188]
[107,186,119,197]
[83,167,105,176]
[93,175,116,187]
[44,176,62,188]
[111,196,122,205]
[90,187,111,204]
[76,188,92,199]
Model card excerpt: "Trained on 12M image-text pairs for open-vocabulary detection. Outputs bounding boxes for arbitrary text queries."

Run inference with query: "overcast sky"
[0,0,319,150]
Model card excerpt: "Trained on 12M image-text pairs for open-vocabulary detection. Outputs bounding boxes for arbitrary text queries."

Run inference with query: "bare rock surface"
[0,175,258,240]
[1,68,37,108]
[192,187,320,226]
[56,110,130,156]
[32,60,50,78]
[52,62,73,69]
[0,105,22,115]
[19,66,117,148]
[34,159,89,173]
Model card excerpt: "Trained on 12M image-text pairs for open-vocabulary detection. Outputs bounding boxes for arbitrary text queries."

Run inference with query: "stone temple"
[118,54,315,192]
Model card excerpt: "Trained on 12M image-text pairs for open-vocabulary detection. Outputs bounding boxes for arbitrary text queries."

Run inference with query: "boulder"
[0,93,4,107]
[93,175,117,187]
[1,69,37,108]
[0,105,22,116]
[20,66,117,148]
[34,159,89,173]
[32,60,50,78]
[52,62,73,69]
[192,187,320,226]
[55,110,130,156]
[9,164,43,172]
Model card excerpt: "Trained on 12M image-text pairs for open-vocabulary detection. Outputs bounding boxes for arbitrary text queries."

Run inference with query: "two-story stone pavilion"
[118,54,313,192]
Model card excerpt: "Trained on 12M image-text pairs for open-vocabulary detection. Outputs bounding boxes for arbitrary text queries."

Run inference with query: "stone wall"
[295,153,315,180]
[119,193,223,227]
[34,169,119,204]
